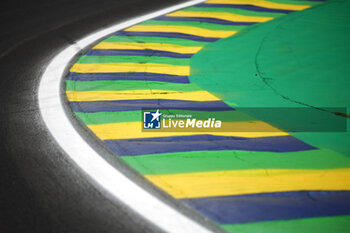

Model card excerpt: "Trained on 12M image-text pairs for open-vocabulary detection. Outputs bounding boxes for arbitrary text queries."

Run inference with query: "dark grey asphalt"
[0,1,223,232]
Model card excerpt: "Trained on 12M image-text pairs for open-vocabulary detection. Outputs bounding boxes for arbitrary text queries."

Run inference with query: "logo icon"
[143,109,162,129]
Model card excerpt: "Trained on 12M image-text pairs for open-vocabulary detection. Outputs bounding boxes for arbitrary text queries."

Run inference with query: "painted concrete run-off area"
[65,0,350,232]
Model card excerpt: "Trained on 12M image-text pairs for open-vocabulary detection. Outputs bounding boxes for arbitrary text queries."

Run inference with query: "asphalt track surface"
[0,1,225,232]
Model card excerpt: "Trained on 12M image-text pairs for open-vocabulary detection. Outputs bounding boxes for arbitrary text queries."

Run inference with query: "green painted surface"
[183,6,285,17]
[122,148,350,175]
[76,55,190,66]
[66,80,201,92]
[65,0,350,231]
[74,111,141,124]
[222,215,350,233]
[104,35,208,46]
[139,20,247,31]
[190,0,350,156]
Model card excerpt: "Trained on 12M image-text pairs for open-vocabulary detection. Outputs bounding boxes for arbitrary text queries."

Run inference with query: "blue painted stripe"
[105,135,316,156]
[154,16,257,26]
[84,49,194,58]
[70,99,232,113]
[196,3,294,13]
[114,31,220,42]
[66,72,190,83]
[182,191,350,224]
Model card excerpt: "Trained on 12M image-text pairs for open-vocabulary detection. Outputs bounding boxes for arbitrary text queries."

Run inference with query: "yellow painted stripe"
[206,0,310,11]
[166,11,273,23]
[146,168,350,198]
[87,121,288,140]
[125,25,237,38]
[66,90,220,102]
[93,42,203,54]
[70,63,190,76]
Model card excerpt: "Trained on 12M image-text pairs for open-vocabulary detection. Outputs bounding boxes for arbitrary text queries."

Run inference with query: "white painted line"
[38,0,213,233]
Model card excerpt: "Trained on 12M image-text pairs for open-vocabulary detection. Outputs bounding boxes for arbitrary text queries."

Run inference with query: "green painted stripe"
[76,55,190,66]
[74,111,140,125]
[139,20,247,31]
[122,149,350,175]
[66,80,201,92]
[222,215,350,233]
[74,109,254,125]
[104,36,208,46]
[183,6,286,17]
[266,0,321,6]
